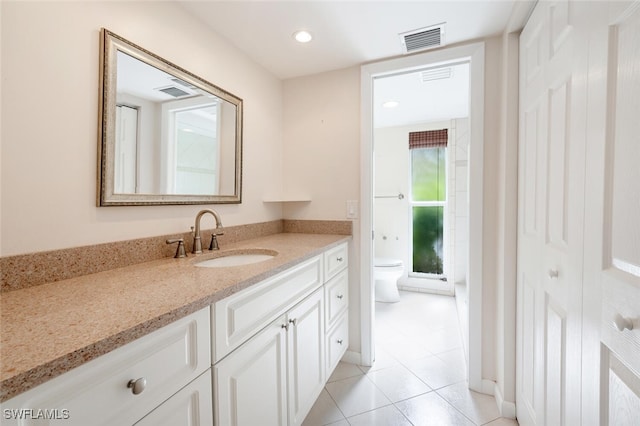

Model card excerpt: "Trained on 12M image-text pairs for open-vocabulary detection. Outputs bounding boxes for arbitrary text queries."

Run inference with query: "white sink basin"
[195,252,276,268]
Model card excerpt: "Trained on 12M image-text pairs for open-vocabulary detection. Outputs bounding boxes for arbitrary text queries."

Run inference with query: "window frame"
[408,145,449,279]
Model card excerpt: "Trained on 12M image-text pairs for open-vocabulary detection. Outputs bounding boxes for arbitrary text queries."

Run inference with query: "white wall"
[282,66,361,351]
[281,67,361,218]
[451,118,469,284]
[492,1,534,415]
[479,35,503,388]
[0,1,284,256]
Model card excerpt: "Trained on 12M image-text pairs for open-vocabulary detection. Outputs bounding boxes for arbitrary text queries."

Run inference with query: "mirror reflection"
[98,29,243,205]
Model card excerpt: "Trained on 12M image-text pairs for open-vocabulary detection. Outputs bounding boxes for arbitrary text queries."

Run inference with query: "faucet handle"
[208,234,220,251]
[166,238,187,258]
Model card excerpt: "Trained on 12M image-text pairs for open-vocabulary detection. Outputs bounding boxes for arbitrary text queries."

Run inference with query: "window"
[409,130,447,276]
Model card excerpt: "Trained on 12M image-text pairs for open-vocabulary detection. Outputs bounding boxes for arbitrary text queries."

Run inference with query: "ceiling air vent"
[421,67,452,82]
[400,24,445,54]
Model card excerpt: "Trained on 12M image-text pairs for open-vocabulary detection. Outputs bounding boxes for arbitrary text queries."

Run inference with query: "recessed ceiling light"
[293,30,313,43]
[383,101,399,108]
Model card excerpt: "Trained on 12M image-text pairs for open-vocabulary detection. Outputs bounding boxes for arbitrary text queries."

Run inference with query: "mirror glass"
[98,29,242,205]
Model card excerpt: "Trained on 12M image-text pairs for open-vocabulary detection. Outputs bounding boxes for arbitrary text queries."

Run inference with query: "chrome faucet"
[192,209,224,254]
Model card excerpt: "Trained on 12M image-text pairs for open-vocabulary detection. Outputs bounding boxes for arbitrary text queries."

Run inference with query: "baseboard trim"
[494,382,517,419]
[341,350,361,365]
[482,379,496,395]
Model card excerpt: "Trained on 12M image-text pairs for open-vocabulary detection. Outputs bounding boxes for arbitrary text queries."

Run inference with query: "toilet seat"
[374,257,402,268]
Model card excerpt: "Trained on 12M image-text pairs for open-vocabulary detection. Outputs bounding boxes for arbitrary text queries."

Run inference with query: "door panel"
[523,105,540,236]
[287,289,325,426]
[545,300,566,426]
[546,79,570,249]
[517,1,587,425]
[599,5,640,422]
[214,318,288,426]
[520,275,537,421]
[607,352,640,425]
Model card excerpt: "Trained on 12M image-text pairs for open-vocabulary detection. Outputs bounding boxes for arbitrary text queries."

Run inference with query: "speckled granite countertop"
[0,233,350,402]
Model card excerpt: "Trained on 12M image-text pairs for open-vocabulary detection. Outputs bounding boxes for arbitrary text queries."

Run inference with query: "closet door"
[517,1,588,424]
[583,1,640,425]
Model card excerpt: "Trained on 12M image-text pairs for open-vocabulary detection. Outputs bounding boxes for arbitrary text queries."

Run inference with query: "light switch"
[346,200,358,219]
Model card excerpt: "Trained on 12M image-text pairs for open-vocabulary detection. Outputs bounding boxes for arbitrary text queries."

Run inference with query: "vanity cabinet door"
[287,288,325,426]
[214,316,288,426]
[134,371,213,426]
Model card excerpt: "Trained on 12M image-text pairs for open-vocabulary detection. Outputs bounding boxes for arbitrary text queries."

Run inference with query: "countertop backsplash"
[0,220,352,292]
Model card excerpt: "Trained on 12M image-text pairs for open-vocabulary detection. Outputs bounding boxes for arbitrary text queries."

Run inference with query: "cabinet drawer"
[602,277,640,374]
[325,269,348,329]
[326,312,349,374]
[324,243,348,281]
[213,255,322,363]
[135,371,213,426]
[2,308,211,426]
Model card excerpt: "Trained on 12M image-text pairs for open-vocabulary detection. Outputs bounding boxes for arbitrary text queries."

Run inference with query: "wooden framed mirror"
[98,29,243,206]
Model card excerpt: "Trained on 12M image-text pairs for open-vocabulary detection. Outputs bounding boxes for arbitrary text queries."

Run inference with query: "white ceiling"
[374,62,469,128]
[179,0,516,80]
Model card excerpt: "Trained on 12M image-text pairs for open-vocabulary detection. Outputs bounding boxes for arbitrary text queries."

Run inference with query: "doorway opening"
[361,42,485,392]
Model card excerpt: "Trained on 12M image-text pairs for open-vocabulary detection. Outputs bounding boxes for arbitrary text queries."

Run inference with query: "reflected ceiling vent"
[157,86,190,98]
[421,67,452,82]
[171,77,197,90]
[400,23,445,54]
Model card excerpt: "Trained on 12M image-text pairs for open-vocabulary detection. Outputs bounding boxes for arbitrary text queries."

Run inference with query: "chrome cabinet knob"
[289,318,297,326]
[281,323,289,331]
[337,257,344,262]
[337,294,344,300]
[127,377,146,395]
[548,269,559,279]
[613,313,634,331]
[337,339,343,345]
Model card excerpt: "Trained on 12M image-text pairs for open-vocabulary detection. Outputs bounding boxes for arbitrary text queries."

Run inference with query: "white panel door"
[582,1,640,424]
[517,1,588,424]
[115,104,138,193]
[287,288,325,426]
[214,316,288,426]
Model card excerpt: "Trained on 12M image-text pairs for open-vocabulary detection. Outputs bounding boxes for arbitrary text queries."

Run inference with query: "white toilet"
[374,257,404,303]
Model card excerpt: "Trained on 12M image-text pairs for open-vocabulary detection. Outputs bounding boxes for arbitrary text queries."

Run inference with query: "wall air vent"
[157,86,190,98]
[400,23,445,54]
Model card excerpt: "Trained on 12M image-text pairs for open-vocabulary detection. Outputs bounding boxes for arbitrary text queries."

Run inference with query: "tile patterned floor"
[303,291,519,426]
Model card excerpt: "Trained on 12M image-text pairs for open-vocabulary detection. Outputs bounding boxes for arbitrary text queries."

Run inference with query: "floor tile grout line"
[434,384,503,426]
[322,384,350,425]
[388,400,418,426]
[431,389,483,425]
